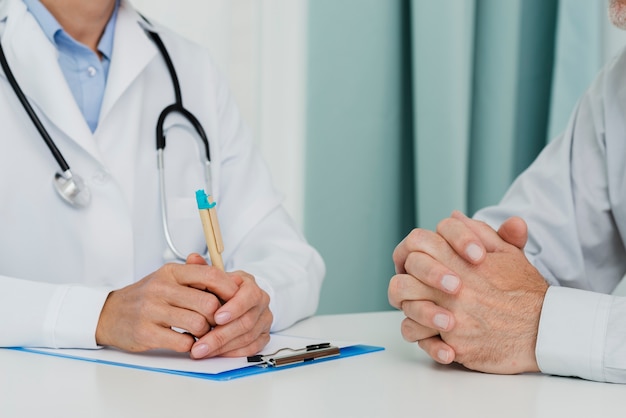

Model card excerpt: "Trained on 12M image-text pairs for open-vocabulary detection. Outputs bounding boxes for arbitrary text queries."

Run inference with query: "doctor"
[0,0,324,359]
[389,0,626,383]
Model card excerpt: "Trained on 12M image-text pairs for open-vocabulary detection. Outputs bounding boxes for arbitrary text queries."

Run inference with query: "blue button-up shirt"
[23,0,119,132]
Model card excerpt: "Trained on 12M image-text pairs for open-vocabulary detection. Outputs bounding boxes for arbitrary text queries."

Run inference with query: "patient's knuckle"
[400,318,416,339]
[407,228,429,245]
[388,275,400,293]
[436,217,453,233]
[388,275,408,301]
[405,251,422,267]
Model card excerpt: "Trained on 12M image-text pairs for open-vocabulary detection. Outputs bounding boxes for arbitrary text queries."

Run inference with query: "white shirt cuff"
[49,285,112,348]
[536,286,613,382]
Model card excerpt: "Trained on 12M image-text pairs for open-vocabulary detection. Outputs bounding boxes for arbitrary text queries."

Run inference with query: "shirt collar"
[22,0,119,59]
[22,0,61,43]
[98,1,118,60]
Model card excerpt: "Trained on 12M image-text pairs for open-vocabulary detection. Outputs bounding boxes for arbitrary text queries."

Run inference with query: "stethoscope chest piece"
[53,170,91,208]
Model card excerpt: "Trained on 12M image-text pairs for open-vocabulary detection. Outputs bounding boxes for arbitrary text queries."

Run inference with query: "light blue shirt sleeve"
[22,0,119,132]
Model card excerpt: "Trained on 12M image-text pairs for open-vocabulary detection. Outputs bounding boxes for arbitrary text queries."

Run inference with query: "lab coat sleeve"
[0,276,111,348]
[209,63,325,332]
[474,57,626,383]
[228,208,326,332]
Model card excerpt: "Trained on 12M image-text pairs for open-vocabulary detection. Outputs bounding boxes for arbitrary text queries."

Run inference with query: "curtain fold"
[305,0,412,314]
[468,0,557,217]
[411,0,475,229]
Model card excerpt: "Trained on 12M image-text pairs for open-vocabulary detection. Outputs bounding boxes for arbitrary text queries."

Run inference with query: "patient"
[388,0,626,384]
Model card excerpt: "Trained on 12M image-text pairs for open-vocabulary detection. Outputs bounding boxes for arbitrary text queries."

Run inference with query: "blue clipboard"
[6,343,384,381]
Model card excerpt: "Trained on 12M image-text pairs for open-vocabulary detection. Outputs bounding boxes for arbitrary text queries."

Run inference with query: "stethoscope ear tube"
[156,103,211,162]
[148,29,211,162]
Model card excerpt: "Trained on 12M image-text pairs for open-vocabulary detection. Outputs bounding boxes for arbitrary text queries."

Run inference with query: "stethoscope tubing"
[0,41,71,173]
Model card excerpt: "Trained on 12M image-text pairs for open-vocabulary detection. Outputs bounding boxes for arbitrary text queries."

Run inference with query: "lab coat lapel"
[98,1,157,127]
[0,0,99,160]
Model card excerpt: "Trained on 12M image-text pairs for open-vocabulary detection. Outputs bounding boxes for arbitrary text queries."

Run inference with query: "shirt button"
[87,66,97,77]
[92,170,109,185]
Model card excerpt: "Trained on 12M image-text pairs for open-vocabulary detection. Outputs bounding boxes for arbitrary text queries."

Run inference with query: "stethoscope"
[0,25,213,261]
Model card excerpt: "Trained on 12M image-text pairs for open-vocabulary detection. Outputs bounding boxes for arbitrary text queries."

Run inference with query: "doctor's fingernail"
[438,349,450,363]
[191,343,210,358]
[441,274,460,292]
[433,313,450,330]
[465,243,483,262]
[215,312,231,324]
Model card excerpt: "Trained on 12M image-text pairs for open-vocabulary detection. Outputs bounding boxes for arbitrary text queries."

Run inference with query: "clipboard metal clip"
[247,342,340,367]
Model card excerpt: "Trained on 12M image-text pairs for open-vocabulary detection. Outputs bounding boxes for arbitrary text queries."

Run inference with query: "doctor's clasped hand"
[389,211,548,374]
[96,253,271,359]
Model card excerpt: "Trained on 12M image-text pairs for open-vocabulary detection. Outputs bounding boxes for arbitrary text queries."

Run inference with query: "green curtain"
[304,0,414,314]
[304,0,575,315]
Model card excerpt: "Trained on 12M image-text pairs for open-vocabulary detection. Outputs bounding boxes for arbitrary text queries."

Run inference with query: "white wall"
[130,0,308,228]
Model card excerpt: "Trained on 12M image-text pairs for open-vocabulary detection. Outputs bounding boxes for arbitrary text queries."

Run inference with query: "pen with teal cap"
[195,189,224,271]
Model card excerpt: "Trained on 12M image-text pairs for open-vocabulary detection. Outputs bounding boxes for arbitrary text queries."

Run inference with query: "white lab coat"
[0,0,324,348]
[474,45,626,383]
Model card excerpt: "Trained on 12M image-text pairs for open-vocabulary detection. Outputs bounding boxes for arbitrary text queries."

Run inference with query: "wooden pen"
[195,189,224,271]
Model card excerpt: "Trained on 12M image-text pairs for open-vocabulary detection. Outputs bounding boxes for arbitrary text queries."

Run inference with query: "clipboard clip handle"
[247,342,340,367]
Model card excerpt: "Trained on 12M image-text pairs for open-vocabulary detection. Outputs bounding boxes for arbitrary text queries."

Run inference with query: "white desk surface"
[1,310,624,418]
